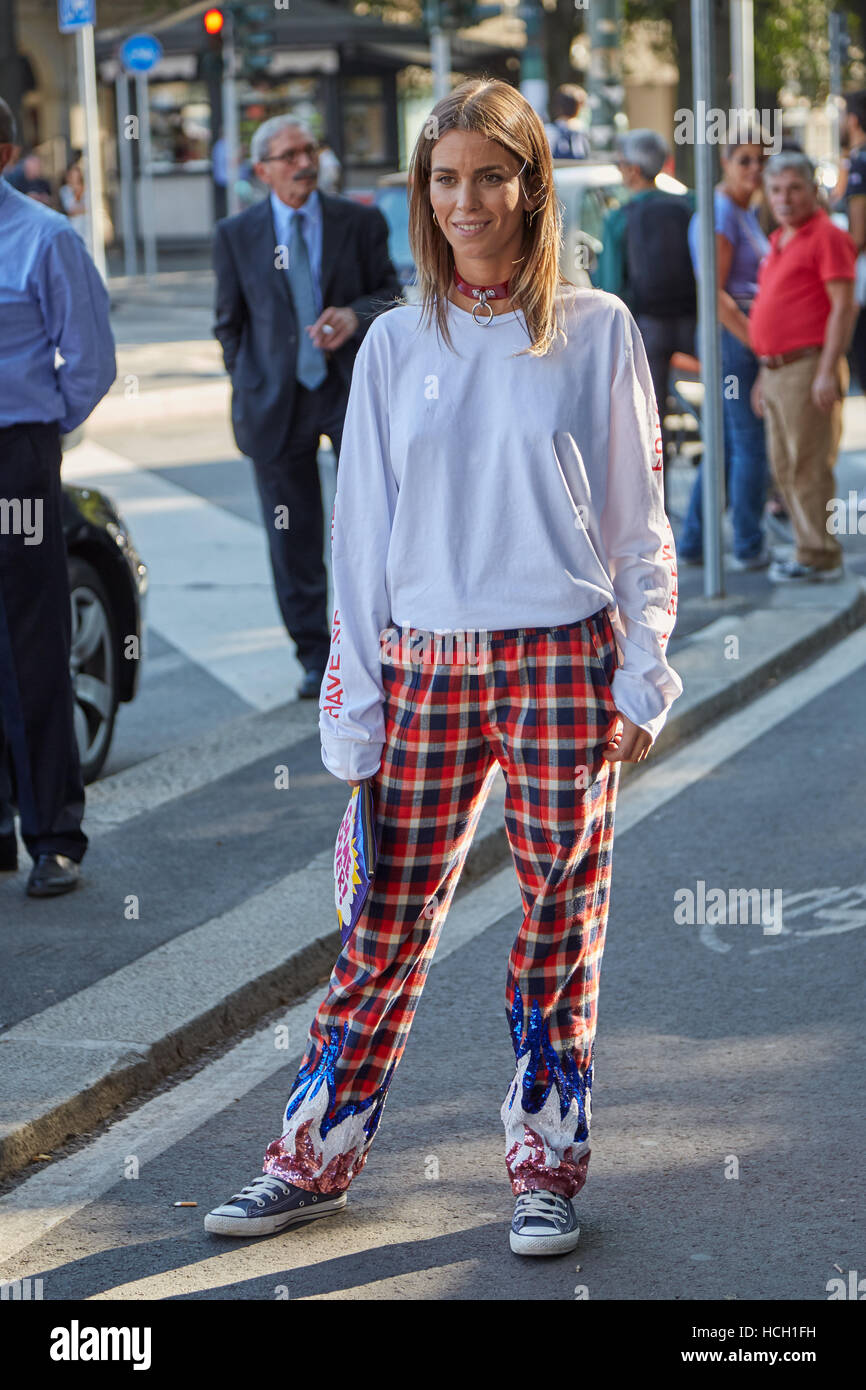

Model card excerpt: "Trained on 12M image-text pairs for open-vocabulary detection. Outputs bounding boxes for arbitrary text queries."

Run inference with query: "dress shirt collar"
[270,187,320,234]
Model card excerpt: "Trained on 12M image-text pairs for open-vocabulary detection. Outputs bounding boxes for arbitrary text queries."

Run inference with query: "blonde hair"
[407,76,572,358]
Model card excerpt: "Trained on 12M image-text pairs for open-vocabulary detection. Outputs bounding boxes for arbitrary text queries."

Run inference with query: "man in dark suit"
[213,116,401,698]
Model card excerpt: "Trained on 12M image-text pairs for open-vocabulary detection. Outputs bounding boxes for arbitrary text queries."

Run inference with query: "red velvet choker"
[452,269,511,325]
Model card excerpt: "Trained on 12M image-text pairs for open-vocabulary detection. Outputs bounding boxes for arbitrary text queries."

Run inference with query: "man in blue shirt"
[0,97,116,897]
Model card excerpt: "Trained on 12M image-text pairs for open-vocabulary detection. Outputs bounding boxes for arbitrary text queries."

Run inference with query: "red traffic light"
[203,8,224,34]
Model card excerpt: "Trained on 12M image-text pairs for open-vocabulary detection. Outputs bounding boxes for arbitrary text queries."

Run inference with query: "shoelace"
[229,1176,293,1208]
[514,1189,570,1225]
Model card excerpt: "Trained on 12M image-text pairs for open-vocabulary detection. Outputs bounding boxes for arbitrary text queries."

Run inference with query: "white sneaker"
[509,1189,580,1256]
[204,1174,347,1237]
[768,558,844,584]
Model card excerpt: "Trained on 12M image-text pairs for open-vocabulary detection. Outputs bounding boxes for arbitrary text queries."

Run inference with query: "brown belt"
[759,346,821,369]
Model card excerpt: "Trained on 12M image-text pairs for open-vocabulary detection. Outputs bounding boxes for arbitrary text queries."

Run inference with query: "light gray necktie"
[287,208,327,390]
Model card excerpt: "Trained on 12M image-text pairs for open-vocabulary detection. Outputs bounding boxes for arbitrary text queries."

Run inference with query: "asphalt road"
[1,631,863,1303]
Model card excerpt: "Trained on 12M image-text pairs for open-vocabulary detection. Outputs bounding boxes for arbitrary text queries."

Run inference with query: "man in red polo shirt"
[750,151,857,581]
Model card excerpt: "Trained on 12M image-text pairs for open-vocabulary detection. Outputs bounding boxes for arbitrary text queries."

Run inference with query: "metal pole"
[222,11,241,216]
[692,0,725,597]
[75,24,106,281]
[134,71,157,279]
[587,0,624,154]
[730,0,755,112]
[115,72,137,279]
[431,27,450,103]
[829,13,842,166]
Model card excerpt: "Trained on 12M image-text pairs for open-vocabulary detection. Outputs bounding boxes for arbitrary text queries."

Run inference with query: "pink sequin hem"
[263,1118,368,1195]
[506,1126,591,1198]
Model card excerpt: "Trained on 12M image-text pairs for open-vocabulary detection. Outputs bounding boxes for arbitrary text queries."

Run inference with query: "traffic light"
[198,9,225,83]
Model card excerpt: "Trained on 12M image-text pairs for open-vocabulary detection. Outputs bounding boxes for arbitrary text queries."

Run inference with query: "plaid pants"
[264,607,621,1198]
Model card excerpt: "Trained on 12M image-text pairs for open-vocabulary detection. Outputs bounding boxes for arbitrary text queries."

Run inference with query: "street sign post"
[120,35,162,280]
[58,0,106,281]
[118,33,163,73]
[114,71,137,278]
[58,0,95,33]
[221,12,241,217]
[691,0,725,597]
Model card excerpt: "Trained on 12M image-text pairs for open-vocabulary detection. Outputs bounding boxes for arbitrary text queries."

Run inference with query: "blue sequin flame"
[284,1022,395,1144]
[507,983,591,1143]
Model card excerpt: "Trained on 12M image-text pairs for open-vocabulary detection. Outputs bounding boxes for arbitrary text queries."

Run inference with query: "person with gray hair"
[616,129,668,181]
[597,129,696,495]
[212,114,401,697]
[749,149,857,582]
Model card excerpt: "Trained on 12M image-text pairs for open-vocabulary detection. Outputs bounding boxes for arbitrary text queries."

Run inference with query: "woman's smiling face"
[428,129,529,264]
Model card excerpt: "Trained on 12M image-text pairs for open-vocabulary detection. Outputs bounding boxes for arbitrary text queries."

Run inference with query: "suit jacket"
[213,190,403,462]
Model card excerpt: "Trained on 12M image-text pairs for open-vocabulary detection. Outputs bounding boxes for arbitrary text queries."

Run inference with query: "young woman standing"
[206,78,683,1257]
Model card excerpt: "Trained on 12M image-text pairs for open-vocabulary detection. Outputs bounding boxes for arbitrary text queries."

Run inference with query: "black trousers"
[251,364,347,675]
[636,312,698,489]
[0,422,87,862]
[848,306,866,393]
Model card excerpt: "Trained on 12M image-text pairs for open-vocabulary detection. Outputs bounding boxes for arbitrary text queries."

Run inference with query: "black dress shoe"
[26,854,80,898]
[298,668,326,700]
[0,832,17,872]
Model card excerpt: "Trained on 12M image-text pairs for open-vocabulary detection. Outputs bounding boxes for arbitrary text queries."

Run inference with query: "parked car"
[61,483,147,782]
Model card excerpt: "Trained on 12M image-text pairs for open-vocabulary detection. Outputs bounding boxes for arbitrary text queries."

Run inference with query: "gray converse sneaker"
[509,1189,580,1256]
[204,1174,347,1237]
[768,557,844,584]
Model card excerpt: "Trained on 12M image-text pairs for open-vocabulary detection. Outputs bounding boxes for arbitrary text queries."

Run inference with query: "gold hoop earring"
[432,211,438,226]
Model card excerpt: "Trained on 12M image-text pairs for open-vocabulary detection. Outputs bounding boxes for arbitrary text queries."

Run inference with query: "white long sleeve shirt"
[319,284,683,781]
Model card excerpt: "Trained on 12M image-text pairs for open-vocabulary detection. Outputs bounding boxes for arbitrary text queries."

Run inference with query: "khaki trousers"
[760,352,846,569]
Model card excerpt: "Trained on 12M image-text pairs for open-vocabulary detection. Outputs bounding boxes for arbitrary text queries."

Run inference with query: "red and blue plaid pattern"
[264,608,621,1197]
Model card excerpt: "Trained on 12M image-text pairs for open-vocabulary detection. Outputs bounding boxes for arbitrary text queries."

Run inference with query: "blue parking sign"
[119,34,164,74]
[58,0,96,33]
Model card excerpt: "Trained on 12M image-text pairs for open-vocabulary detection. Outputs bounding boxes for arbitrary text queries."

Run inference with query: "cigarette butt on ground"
[34,1154,53,1161]
[173,1201,198,1208]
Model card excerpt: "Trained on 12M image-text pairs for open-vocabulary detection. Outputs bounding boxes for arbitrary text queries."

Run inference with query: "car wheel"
[67,556,119,784]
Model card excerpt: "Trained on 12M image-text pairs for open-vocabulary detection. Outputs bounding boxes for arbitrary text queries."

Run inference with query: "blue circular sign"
[119,33,163,73]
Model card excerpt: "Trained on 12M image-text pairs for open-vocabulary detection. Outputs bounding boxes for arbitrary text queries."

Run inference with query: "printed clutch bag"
[334,780,378,945]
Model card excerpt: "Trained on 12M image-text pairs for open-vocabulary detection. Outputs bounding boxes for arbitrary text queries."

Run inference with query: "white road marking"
[63,439,300,709]
[84,700,320,830]
[1,625,865,1270]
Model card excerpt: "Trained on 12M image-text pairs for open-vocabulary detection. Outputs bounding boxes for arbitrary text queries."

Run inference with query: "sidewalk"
[3,320,865,1182]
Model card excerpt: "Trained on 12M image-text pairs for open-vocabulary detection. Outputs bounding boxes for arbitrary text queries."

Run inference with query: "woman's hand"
[347,779,363,788]
[602,712,652,764]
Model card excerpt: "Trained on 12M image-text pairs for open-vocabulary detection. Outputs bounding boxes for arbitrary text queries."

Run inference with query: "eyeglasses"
[261,144,318,164]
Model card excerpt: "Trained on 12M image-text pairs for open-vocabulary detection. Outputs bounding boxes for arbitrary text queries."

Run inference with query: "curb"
[1,578,865,1182]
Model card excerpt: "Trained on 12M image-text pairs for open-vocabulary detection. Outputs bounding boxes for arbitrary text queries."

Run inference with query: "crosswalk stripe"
[63,439,300,710]
[84,700,320,830]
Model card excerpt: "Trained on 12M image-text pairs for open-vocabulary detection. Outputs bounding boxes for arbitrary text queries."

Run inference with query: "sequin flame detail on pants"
[502,983,593,1197]
[263,1023,395,1194]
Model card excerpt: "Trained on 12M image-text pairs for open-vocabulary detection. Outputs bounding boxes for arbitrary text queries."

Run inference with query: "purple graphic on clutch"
[334,781,378,945]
